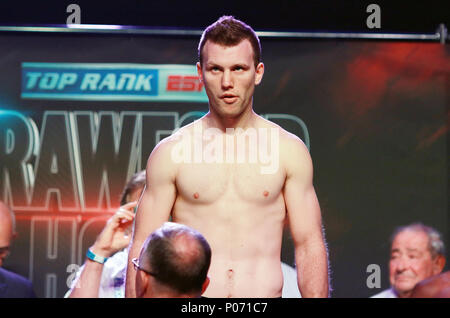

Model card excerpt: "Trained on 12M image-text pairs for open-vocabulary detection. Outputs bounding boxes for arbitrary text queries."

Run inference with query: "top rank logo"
[24,72,154,93]
[21,63,208,103]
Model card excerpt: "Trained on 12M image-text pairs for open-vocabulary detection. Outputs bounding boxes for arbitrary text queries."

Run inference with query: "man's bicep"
[133,141,177,243]
[133,184,175,241]
[285,179,323,246]
[283,141,323,245]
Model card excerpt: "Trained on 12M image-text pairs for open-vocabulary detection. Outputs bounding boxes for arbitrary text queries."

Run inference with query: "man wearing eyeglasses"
[0,200,36,297]
[132,222,211,298]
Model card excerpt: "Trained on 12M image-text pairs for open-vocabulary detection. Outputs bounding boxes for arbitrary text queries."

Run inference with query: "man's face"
[0,215,13,267]
[389,230,440,297]
[197,39,264,120]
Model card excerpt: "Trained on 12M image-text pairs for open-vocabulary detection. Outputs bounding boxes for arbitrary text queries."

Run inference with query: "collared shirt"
[371,287,398,298]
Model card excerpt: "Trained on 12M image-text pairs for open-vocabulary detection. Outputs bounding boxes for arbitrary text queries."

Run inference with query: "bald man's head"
[0,201,16,266]
[136,222,211,297]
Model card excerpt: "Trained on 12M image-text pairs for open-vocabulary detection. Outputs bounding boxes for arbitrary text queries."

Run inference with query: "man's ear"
[201,276,210,295]
[197,62,203,82]
[136,270,149,298]
[254,62,264,85]
[433,255,446,275]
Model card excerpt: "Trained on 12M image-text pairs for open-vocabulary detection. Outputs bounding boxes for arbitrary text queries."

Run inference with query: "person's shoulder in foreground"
[411,271,450,298]
[0,267,36,298]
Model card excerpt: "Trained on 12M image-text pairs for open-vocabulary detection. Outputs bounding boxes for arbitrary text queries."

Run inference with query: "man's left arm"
[283,136,329,297]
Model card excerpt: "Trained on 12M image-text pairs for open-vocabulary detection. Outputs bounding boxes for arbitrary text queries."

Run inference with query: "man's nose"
[221,70,233,89]
[395,257,408,272]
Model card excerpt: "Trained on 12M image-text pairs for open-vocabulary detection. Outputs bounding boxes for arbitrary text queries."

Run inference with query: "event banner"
[0,31,448,297]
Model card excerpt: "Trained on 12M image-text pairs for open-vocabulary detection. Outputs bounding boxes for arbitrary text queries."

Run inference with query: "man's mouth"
[395,274,415,281]
[221,94,238,104]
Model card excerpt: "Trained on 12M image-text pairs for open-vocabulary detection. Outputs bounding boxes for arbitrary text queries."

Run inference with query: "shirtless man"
[125,16,329,298]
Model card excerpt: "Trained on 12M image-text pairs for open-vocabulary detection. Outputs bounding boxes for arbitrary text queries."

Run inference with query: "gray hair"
[391,223,445,258]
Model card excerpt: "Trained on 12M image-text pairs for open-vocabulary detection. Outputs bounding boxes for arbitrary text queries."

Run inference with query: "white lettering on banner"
[0,110,309,211]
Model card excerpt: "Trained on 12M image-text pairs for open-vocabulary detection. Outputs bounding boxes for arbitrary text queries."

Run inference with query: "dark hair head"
[119,170,146,205]
[140,222,211,295]
[198,15,261,68]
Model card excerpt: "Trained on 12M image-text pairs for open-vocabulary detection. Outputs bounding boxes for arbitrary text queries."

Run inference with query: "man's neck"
[396,288,412,298]
[146,290,197,298]
[205,107,257,131]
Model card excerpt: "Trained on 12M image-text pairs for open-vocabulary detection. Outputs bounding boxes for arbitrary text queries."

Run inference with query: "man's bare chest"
[175,162,286,204]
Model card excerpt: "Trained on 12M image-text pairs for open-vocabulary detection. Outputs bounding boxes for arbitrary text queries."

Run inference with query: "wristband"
[86,248,109,264]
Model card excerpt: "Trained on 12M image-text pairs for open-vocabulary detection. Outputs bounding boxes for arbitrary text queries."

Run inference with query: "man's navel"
[226,268,234,298]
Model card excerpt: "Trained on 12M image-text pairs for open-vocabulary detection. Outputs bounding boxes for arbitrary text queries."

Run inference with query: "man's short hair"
[198,15,262,68]
[119,170,146,205]
[390,223,445,259]
[140,222,211,294]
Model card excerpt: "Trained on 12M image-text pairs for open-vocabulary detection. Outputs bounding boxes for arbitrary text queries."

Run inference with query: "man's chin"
[393,280,417,295]
[216,108,242,119]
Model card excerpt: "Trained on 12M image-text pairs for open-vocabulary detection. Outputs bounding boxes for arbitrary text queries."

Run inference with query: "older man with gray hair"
[372,222,446,298]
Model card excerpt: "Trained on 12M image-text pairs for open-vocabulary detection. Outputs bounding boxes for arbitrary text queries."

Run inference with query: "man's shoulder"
[257,116,306,147]
[153,120,199,150]
[148,128,187,163]
[411,271,450,298]
[0,267,35,298]
[256,116,311,176]
[0,267,30,284]
[278,130,311,164]
[258,115,304,139]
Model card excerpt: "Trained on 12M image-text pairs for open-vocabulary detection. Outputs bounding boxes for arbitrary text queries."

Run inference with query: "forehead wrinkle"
[202,40,254,66]
[394,230,429,245]
[405,248,422,253]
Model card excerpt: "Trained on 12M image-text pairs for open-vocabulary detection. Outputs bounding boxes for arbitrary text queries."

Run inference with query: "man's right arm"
[67,201,136,298]
[125,139,178,297]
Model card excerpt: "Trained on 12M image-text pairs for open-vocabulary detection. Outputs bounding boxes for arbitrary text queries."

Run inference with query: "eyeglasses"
[131,258,158,277]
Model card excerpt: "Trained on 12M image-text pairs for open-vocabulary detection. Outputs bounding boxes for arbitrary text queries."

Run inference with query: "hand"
[90,201,137,258]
